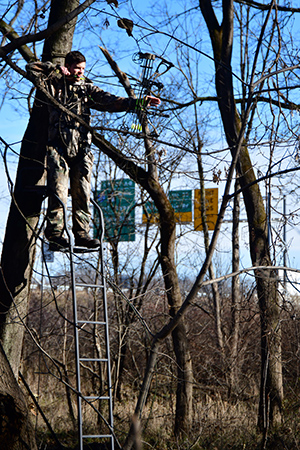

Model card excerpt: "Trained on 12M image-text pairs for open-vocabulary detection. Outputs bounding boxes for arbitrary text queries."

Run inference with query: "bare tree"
[0,0,93,375]
[0,0,94,446]
[198,0,285,432]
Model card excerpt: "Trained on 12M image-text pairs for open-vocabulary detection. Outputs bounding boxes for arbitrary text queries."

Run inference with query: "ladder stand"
[44,195,115,450]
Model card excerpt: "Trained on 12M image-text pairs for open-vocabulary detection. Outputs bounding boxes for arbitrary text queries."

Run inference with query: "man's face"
[67,61,86,79]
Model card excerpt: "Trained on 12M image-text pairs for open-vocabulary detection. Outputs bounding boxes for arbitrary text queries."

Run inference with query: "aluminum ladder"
[60,197,115,450]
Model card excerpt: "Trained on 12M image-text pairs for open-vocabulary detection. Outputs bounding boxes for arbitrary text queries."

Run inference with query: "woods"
[1,0,300,449]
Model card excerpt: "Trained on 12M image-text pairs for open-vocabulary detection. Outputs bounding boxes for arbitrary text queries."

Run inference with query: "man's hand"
[146,95,161,107]
[60,66,71,76]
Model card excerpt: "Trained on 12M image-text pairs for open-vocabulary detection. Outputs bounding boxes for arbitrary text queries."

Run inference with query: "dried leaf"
[212,169,222,184]
[117,18,134,36]
[106,0,118,7]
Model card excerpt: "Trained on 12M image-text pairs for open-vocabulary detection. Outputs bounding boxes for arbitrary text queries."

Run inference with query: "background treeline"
[21,274,300,449]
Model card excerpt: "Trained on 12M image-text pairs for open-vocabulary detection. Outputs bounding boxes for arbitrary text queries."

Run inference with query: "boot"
[74,232,100,249]
[45,232,70,251]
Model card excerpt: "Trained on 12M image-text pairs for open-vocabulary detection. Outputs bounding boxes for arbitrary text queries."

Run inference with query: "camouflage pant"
[45,146,94,237]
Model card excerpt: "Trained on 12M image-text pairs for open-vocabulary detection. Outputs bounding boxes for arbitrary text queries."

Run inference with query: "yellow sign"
[194,188,218,231]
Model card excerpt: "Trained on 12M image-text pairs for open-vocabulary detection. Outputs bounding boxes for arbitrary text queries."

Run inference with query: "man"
[26,50,160,250]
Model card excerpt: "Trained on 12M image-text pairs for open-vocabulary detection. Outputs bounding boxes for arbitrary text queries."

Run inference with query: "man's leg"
[45,147,69,246]
[70,151,100,248]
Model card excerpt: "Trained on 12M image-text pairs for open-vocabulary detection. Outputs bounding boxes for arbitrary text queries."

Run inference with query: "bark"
[0,94,48,376]
[0,0,80,377]
[0,0,95,60]
[0,342,37,450]
[42,0,80,62]
[199,0,283,428]
[0,3,92,446]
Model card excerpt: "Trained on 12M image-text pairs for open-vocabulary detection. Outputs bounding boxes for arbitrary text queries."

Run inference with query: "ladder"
[48,195,115,450]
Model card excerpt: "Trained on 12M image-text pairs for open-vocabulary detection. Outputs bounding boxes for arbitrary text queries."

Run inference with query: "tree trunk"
[0,0,79,377]
[150,176,194,436]
[0,342,37,450]
[172,323,193,434]
[199,0,283,428]
[229,180,241,395]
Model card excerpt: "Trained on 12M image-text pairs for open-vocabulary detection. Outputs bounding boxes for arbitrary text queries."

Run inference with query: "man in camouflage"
[26,51,160,250]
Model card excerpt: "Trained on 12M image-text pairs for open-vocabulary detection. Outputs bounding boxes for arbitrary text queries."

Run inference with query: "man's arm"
[87,84,161,113]
[26,62,70,87]
[26,61,58,76]
[86,84,135,112]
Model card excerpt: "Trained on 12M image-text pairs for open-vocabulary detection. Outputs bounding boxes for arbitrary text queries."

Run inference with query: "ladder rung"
[83,434,113,439]
[83,395,110,400]
[73,247,100,254]
[79,357,108,362]
[77,320,106,325]
[76,283,104,288]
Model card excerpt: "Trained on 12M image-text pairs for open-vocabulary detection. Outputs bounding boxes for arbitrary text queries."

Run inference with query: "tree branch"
[0,19,35,62]
[234,0,300,13]
[99,45,135,98]
[0,0,96,59]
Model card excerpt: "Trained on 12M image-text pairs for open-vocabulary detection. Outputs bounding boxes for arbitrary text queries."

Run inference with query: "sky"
[1,0,300,295]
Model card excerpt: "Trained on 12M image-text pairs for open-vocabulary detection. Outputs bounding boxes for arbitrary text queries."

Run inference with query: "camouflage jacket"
[26,61,136,157]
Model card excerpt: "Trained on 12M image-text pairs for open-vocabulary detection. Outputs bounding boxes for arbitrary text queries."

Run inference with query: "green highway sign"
[94,179,136,242]
[142,190,192,224]
[169,190,192,223]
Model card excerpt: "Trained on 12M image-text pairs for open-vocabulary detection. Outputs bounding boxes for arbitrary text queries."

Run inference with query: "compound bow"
[129,51,173,136]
